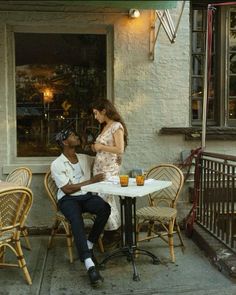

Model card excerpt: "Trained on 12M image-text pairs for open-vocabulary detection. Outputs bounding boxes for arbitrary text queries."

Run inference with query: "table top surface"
[81,178,172,198]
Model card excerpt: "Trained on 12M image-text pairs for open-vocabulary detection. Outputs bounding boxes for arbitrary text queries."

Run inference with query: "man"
[51,128,111,287]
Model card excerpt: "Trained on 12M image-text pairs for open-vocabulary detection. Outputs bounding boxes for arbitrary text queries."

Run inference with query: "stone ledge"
[192,223,236,279]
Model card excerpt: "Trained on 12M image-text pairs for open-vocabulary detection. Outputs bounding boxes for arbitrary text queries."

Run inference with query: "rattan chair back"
[6,167,32,187]
[5,167,32,249]
[0,186,33,284]
[146,164,184,208]
[44,171,58,212]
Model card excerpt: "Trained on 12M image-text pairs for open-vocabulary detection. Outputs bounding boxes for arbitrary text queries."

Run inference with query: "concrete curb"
[192,223,236,279]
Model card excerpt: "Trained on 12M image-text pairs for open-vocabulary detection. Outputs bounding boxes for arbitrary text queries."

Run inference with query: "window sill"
[2,164,50,175]
[159,127,236,140]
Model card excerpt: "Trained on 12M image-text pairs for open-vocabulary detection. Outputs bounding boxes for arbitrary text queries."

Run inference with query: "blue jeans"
[58,192,111,261]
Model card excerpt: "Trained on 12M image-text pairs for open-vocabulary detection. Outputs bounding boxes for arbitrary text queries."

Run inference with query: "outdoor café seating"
[136,164,185,262]
[0,186,33,285]
[5,167,32,250]
[44,171,104,263]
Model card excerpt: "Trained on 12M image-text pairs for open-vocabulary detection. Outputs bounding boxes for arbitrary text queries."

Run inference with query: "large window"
[191,3,236,127]
[15,33,107,157]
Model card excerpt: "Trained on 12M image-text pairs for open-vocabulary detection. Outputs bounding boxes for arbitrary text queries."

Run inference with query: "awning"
[72,1,177,10]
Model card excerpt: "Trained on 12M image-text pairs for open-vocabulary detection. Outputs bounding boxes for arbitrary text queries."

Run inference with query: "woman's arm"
[92,129,124,154]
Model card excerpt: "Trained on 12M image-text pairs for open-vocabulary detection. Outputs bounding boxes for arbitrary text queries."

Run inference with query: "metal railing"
[196,151,236,252]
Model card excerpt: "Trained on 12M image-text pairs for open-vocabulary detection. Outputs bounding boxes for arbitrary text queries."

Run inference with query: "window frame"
[5,24,114,170]
[190,3,236,127]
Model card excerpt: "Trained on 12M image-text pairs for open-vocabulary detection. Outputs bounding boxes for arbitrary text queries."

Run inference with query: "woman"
[91,99,128,246]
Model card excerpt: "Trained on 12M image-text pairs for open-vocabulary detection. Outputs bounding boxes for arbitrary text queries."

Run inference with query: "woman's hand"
[93,143,103,152]
[91,144,96,153]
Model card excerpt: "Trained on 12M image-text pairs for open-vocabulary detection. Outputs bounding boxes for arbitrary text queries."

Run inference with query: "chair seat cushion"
[136,206,177,221]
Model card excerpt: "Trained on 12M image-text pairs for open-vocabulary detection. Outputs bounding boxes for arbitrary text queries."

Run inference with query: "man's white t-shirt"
[51,153,94,201]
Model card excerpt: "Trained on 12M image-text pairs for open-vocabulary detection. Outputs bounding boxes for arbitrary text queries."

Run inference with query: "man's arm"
[61,173,105,195]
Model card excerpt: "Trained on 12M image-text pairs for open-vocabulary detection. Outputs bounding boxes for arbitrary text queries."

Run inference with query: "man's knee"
[96,198,111,216]
[64,210,83,226]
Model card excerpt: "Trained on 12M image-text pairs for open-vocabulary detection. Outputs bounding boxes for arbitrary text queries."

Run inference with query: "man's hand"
[91,173,105,184]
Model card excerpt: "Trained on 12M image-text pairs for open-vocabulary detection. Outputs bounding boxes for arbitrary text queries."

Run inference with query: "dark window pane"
[15,33,106,157]
[229,100,236,119]
[192,100,202,120]
[209,79,215,99]
[230,11,236,29]
[192,77,203,97]
[207,99,214,120]
[229,34,236,51]
[230,53,236,74]
[230,10,236,50]
[192,55,204,75]
[192,32,205,53]
[229,76,236,96]
[192,9,206,30]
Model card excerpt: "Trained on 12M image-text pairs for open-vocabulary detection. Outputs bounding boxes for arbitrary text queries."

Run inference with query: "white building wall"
[0,1,233,229]
[114,3,192,172]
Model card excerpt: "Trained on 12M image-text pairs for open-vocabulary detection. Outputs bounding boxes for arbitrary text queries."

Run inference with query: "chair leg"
[168,219,175,263]
[21,228,31,250]
[147,220,155,239]
[63,222,73,263]
[175,221,185,250]
[0,246,6,263]
[15,238,32,285]
[98,236,104,253]
[48,219,60,249]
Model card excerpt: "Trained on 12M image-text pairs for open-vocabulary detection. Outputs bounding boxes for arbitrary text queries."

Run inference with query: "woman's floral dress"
[93,122,123,231]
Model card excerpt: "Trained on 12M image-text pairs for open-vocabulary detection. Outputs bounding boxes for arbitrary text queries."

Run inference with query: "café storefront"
[1,1,236,230]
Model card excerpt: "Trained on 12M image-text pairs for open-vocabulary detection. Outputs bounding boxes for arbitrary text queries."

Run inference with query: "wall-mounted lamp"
[129,9,140,19]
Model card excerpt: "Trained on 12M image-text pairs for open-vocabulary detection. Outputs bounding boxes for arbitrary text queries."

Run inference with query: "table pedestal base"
[100,196,161,281]
[100,246,160,281]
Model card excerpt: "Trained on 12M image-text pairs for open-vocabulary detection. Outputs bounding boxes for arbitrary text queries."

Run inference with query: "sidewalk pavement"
[1,234,236,295]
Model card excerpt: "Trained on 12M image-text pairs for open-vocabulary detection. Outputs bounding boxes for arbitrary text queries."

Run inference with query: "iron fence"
[196,151,236,252]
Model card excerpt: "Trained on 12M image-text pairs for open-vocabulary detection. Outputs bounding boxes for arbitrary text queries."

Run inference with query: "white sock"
[87,240,94,250]
[85,258,95,270]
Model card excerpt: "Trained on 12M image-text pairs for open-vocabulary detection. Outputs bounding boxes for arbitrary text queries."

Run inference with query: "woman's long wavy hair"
[91,99,128,149]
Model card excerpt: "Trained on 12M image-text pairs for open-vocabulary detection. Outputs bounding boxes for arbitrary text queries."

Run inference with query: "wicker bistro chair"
[44,171,104,263]
[136,164,185,262]
[5,167,32,250]
[0,186,33,285]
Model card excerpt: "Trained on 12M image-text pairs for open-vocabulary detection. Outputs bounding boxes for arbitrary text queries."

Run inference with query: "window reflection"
[15,33,106,157]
